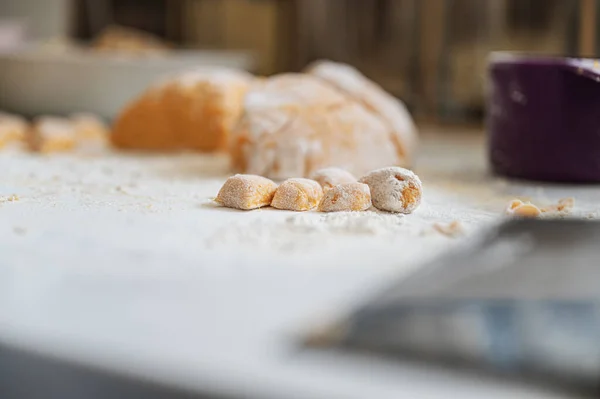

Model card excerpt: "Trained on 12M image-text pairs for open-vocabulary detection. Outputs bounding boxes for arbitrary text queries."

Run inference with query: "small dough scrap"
[433,221,464,238]
[359,167,422,214]
[541,197,575,214]
[271,178,323,211]
[506,200,541,218]
[309,168,357,191]
[215,174,277,210]
[27,116,77,153]
[0,113,28,149]
[318,182,372,212]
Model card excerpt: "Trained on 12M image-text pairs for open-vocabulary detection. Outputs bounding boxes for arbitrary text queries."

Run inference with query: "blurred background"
[0,0,598,124]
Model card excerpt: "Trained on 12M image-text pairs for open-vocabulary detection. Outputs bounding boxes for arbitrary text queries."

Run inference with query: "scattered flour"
[205,211,405,252]
[285,211,404,235]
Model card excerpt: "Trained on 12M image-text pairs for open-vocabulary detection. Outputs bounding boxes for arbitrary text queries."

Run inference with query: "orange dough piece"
[271,178,323,211]
[318,182,372,212]
[112,69,253,152]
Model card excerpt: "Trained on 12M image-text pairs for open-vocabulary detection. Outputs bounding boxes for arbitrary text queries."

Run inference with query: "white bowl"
[0,46,257,120]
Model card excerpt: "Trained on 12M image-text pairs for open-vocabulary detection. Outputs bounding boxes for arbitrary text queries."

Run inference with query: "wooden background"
[72,0,595,123]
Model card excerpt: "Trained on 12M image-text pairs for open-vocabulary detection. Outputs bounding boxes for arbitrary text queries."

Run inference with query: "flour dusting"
[205,211,406,252]
[286,211,404,234]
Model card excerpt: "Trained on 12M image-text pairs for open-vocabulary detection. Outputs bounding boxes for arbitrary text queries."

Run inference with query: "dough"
[112,68,254,152]
[305,60,418,166]
[231,73,402,179]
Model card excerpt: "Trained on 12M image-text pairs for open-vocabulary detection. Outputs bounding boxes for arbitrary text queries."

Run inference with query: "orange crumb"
[433,220,464,238]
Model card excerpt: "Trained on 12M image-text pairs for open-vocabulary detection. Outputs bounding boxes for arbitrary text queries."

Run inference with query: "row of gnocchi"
[0,112,108,153]
[215,166,422,214]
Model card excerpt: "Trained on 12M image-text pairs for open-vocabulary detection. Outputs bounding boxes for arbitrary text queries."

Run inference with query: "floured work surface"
[0,134,496,271]
[1,132,599,399]
[2,133,599,270]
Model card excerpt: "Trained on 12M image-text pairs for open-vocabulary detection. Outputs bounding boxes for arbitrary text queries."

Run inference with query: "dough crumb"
[433,220,464,238]
[359,166,422,214]
[540,197,575,214]
[271,178,323,211]
[215,174,277,210]
[318,182,371,212]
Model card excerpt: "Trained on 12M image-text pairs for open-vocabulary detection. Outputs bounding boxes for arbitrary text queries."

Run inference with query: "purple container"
[488,53,600,183]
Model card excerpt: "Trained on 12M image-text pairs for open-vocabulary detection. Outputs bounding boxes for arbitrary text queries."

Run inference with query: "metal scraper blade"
[307,219,600,396]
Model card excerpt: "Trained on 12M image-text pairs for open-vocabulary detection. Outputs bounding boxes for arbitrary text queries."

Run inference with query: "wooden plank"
[182,0,224,48]
[579,0,597,56]
[222,0,278,74]
[417,0,447,120]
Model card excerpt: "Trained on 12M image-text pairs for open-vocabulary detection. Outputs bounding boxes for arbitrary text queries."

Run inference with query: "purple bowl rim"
[489,52,598,66]
[489,52,600,81]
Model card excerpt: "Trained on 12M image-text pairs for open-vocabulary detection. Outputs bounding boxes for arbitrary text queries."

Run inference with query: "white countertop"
[0,132,597,398]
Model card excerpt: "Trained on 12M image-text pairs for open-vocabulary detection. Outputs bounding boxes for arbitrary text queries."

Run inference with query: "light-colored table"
[0,131,597,398]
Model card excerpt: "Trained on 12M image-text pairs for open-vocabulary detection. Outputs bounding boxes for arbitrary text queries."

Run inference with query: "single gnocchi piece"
[0,113,28,149]
[318,182,372,212]
[271,178,323,211]
[359,166,422,214]
[70,113,109,141]
[215,174,277,210]
[27,116,77,153]
[309,167,357,191]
